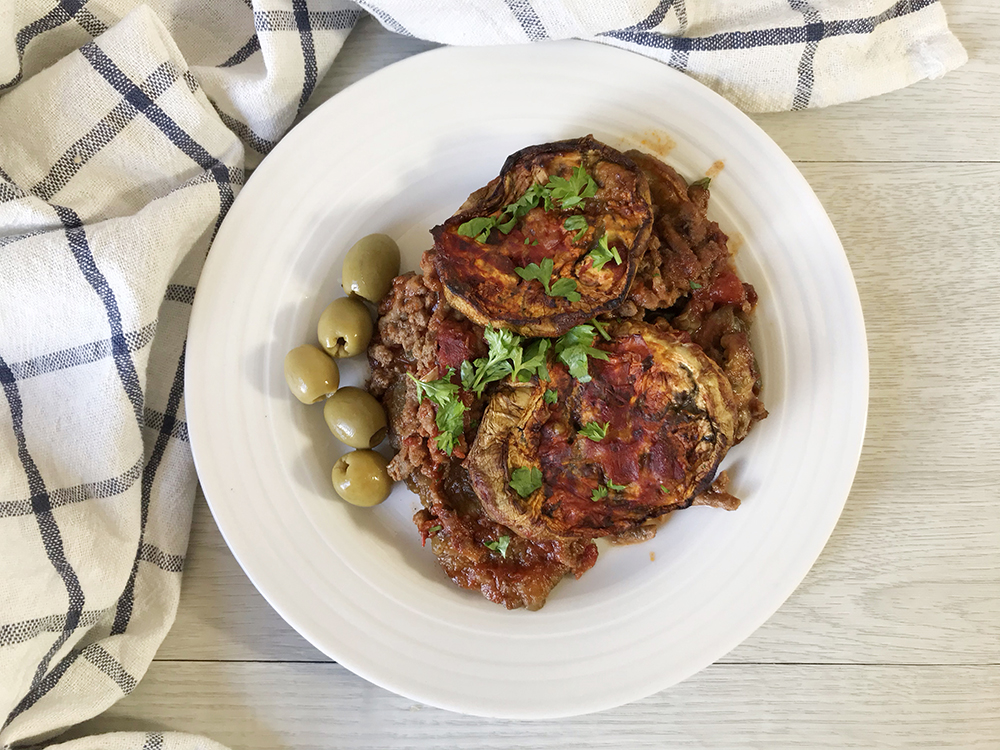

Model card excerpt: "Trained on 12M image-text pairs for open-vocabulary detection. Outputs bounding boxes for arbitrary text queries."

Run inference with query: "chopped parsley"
[455,167,599,243]
[547,166,598,209]
[553,324,610,383]
[484,535,511,558]
[511,338,550,383]
[509,466,543,498]
[429,525,442,534]
[563,214,589,242]
[660,484,669,493]
[515,257,581,302]
[587,235,622,272]
[462,327,549,397]
[579,421,609,442]
[456,216,496,243]
[590,317,611,340]
[592,478,626,501]
[690,280,703,290]
[691,176,712,189]
[544,389,558,404]
[408,369,465,455]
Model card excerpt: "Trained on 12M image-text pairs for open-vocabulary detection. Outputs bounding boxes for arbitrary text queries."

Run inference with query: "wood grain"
[66,662,1000,749]
[132,3,1000,747]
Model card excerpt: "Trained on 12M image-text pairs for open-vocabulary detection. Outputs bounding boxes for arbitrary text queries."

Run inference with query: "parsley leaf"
[484,535,511,558]
[549,277,581,302]
[434,398,466,454]
[579,421,609,441]
[457,216,496,242]
[554,324,610,383]
[463,327,516,397]
[689,280,702,290]
[691,177,712,189]
[512,338,550,383]
[408,370,466,456]
[591,478,626,501]
[588,235,622,272]
[544,389,558,404]
[515,257,554,294]
[429,525,442,534]
[515,257,580,302]
[509,466,543,498]
[563,214,589,242]
[548,166,598,209]
[409,369,460,405]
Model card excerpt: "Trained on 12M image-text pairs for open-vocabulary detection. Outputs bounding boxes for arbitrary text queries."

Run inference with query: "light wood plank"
[303,4,1000,166]
[65,662,1000,749]
[161,161,1000,665]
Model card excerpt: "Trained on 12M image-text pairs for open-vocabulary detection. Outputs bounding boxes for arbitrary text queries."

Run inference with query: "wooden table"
[73,3,1000,746]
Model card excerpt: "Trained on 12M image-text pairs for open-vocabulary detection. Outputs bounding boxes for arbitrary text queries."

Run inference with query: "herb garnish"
[461,327,549,397]
[408,369,465,455]
[547,166,598,209]
[509,466,543,498]
[563,214,589,242]
[456,166,598,242]
[544,389,558,404]
[457,216,497,243]
[484,535,511,558]
[515,257,581,302]
[590,479,626,502]
[590,318,611,341]
[429,525,442,533]
[553,324,609,383]
[689,280,702,290]
[587,235,622,271]
[579,421,609,442]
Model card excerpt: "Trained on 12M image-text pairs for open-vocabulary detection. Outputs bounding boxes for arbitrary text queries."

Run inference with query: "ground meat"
[625,151,732,311]
[412,464,597,611]
[622,150,767,442]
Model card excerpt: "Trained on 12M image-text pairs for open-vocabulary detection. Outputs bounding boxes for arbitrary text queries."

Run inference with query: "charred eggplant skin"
[465,321,739,541]
[429,136,653,338]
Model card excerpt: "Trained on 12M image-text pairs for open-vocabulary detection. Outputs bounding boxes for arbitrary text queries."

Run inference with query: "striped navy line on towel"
[603,0,938,52]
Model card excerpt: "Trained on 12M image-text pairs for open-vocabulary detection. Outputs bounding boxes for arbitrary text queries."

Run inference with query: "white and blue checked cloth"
[0,1,965,748]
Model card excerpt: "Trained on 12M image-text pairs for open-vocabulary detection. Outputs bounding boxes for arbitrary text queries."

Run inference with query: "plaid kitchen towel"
[0,1,964,749]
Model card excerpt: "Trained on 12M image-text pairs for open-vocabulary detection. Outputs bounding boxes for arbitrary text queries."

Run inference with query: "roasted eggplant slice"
[428,136,653,337]
[465,321,739,541]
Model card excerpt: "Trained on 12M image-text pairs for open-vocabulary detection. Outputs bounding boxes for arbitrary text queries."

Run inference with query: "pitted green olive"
[342,233,400,303]
[284,345,339,404]
[317,297,373,358]
[332,450,392,507]
[323,386,387,448]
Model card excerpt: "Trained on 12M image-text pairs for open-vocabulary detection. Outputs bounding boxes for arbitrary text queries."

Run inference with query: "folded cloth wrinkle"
[0,1,964,749]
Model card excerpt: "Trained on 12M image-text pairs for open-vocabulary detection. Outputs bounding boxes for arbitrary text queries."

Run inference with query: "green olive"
[284,345,339,404]
[317,296,374,358]
[332,450,392,507]
[342,233,400,303]
[323,386,388,448]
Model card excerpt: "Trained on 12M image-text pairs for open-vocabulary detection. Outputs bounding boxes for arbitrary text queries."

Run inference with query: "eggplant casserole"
[367,136,766,610]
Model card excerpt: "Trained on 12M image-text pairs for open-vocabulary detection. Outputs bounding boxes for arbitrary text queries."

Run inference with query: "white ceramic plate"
[186,40,868,719]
